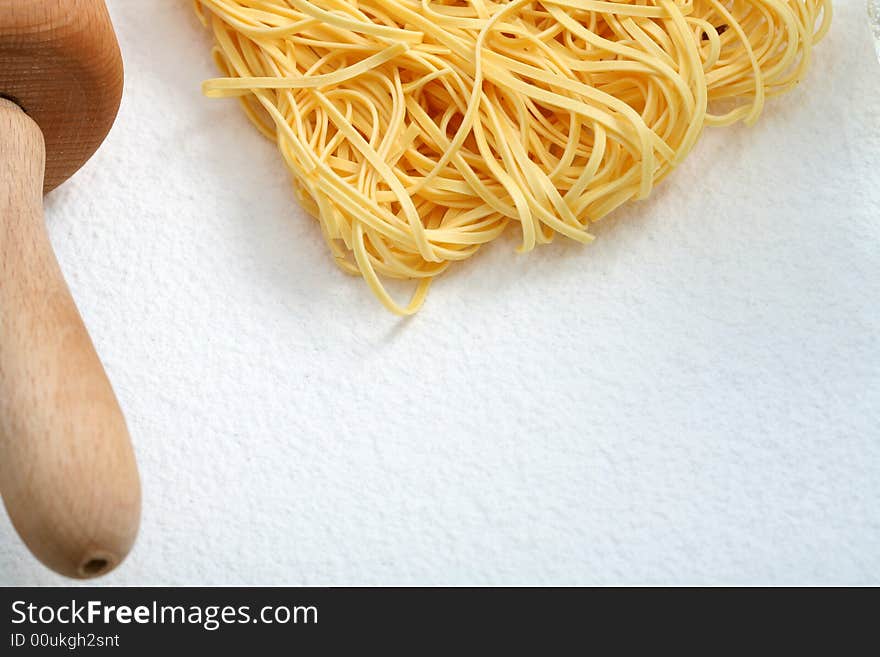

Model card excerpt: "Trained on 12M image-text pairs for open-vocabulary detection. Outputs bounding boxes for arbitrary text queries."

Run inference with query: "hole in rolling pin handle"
[81,558,110,577]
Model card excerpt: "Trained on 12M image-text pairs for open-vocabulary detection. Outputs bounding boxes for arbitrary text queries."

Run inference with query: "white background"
[1,1,877,585]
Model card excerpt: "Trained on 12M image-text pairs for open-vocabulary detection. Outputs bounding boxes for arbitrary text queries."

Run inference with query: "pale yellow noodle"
[194,0,831,314]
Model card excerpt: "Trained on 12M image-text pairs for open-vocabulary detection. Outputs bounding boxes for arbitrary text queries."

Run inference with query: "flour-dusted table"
[1,1,877,585]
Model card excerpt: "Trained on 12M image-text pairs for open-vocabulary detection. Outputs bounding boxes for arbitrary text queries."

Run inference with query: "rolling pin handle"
[0,99,141,579]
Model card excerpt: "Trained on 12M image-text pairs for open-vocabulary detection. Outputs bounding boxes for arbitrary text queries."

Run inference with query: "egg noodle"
[194,0,831,314]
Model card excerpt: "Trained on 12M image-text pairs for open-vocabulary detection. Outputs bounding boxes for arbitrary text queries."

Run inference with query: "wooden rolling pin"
[0,0,140,578]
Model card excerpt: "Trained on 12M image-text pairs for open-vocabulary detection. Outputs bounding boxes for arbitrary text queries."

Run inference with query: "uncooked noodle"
[194,0,831,314]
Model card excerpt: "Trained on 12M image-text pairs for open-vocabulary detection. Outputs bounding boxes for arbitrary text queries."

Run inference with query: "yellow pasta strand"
[194,0,831,314]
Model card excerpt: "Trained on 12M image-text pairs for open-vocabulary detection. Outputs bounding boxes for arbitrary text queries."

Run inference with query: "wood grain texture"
[0,100,140,579]
[0,0,137,580]
[0,0,123,193]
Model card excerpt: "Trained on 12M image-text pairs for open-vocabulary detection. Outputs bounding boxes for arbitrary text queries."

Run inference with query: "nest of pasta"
[195,0,831,313]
